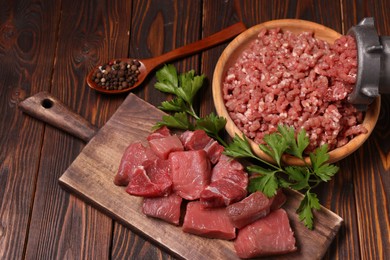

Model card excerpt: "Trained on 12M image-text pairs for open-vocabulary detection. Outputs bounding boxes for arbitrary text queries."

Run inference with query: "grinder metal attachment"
[347,17,390,110]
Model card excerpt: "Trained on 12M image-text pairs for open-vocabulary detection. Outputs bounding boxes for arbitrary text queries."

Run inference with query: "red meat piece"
[234,209,297,258]
[144,158,172,196]
[142,193,182,225]
[211,154,248,190]
[182,201,236,240]
[200,179,247,208]
[180,130,212,150]
[203,139,224,164]
[226,191,272,228]
[147,126,171,141]
[125,166,167,197]
[169,150,211,200]
[114,142,157,186]
[180,130,224,164]
[270,189,287,211]
[148,135,184,159]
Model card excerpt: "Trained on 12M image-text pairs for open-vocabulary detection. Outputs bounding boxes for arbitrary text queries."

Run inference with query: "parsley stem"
[215,135,228,147]
[187,106,199,120]
[252,155,281,170]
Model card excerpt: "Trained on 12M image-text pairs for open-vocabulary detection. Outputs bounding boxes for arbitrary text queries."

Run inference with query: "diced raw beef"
[183,201,236,240]
[114,142,157,186]
[178,131,193,146]
[226,191,272,228]
[211,154,248,190]
[125,166,169,197]
[180,130,224,164]
[147,126,171,141]
[203,139,224,164]
[145,158,172,196]
[180,129,212,150]
[234,209,297,258]
[270,189,287,211]
[213,154,244,172]
[142,193,182,225]
[148,135,184,159]
[169,150,211,200]
[200,179,247,208]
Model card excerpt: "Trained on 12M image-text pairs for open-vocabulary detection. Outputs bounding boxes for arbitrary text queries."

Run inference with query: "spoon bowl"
[87,22,247,94]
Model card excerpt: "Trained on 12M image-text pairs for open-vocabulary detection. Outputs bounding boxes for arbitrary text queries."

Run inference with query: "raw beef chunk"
[169,150,211,200]
[234,209,297,258]
[142,193,182,225]
[144,158,172,196]
[270,189,287,210]
[203,139,224,164]
[114,142,157,186]
[148,135,184,159]
[200,179,247,208]
[147,126,171,141]
[180,129,224,163]
[183,201,236,240]
[180,130,212,150]
[211,154,248,190]
[200,154,248,208]
[226,191,272,228]
[125,166,166,197]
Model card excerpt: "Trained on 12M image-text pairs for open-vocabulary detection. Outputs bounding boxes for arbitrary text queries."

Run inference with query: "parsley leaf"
[224,134,256,159]
[159,97,187,112]
[153,112,193,131]
[259,132,288,167]
[297,190,321,229]
[176,71,205,104]
[196,113,226,135]
[154,64,178,94]
[248,172,279,197]
[310,144,330,170]
[196,113,227,145]
[310,144,339,182]
[315,164,339,182]
[278,125,309,159]
[285,166,310,190]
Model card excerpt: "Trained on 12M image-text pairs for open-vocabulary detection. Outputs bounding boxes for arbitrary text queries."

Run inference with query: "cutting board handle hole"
[41,98,54,109]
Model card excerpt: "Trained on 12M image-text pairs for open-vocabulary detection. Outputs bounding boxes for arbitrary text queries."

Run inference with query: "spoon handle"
[143,22,246,69]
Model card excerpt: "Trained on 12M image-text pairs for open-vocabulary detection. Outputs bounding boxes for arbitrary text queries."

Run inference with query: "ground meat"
[223,28,367,152]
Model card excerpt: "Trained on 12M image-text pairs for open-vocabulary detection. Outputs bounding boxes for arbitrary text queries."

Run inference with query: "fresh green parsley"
[227,125,339,229]
[153,64,339,230]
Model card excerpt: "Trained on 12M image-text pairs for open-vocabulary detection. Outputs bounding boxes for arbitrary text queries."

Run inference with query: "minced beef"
[223,28,367,152]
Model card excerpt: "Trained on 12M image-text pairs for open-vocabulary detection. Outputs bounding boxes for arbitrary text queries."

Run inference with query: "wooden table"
[1,0,389,259]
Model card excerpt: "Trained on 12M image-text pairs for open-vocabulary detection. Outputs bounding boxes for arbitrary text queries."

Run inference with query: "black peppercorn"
[91,59,141,90]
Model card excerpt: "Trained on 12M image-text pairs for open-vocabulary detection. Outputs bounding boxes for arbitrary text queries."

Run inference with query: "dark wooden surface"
[0,0,388,259]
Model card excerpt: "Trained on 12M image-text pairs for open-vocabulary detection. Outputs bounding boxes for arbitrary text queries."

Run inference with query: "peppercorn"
[91,59,141,90]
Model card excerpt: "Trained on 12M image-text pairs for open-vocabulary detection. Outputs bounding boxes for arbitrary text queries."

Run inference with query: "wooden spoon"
[87,22,247,94]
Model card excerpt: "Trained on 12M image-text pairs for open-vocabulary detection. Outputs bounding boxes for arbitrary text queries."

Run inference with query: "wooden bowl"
[212,19,381,165]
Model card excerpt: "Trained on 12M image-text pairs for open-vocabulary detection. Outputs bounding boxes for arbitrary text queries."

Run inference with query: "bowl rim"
[212,19,381,166]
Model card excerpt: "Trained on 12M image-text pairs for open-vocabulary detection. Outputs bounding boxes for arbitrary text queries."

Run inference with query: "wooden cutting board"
[20,92,343,260]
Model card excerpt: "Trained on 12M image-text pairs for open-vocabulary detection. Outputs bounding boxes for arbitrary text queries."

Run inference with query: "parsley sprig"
[226,126,339,229]
[153,65,339,229]
[153,64,227,146]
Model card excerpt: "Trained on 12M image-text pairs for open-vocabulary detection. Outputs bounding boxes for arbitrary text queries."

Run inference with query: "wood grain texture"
[24,0,131,259]
[201,0,243,119]
[59,93,343,260]
[130,0,203,106]
[0,0,389,259]
[0,0,61,259]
